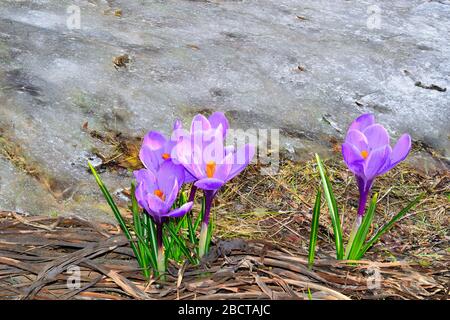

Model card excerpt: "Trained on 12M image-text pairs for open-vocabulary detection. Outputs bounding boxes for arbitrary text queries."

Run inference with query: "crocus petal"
[345,129,369,152]
[147,193,167,216]
[227,144,255,180]
[135,183,150,213]
[194,178,225,190]
[190,114,211,133]
[142,131,167,150]
[363,124,390,150]
[163,140,177,156]
[165,201,194,219]
[163,179,180,211]
[173,119,182,130]
[342,143,364,176]
[225,145,235,156]
[183,170,197,183]
[348,113,375,132]
[390,134,411,167]
[202,126,226,164]
[214,152,233,181]
[376,145,393,175]
[139,145,163,171]
[183,144,206,179]
[134,168,156,184]
[156,161,185,196]
[363,146,390,180]
[208,112,229,137]
[175,137,204,178]
[134,169,157,193]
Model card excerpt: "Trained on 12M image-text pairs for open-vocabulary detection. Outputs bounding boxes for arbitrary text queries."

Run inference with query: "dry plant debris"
[0,211,447,300]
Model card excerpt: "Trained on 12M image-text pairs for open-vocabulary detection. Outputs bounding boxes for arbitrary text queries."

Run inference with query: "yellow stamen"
[206,161,216,178]
[162,153,170,160]
[154,189,165,201]
[360,150,369,159]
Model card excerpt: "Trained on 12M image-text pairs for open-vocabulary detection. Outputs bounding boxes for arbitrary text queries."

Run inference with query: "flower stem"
[356,177,373,217]
[188,184,198,203]
[156,223,165,278]
[198,190,214,258]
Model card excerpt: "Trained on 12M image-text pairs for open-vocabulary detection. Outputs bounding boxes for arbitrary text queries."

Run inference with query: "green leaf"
[186,213,197,245]
[194,196,206,232]
[130,182,150,278]
[315,154,344,259]
[166,223,196,264]
[308,189,321,268]
[131,225,157,271]
[357,193,423,259]
[346,193,378,260]
[88,162,142,265]
[142,211,158,270]
[205,213,214,253]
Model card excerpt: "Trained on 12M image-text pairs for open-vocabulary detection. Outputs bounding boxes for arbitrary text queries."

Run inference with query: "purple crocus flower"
[342,113,411,219]
[134,161,193,224]
[188,112,230,137]
[134,161,193,273]
[140,121,196,183]
[139,130,176,172]
[176,123,255,192]
[172,112,231,203]
[175,113,254,257]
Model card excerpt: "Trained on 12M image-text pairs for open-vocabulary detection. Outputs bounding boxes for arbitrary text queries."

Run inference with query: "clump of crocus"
[134,161,193,275]
[308,114,418,265]
[342,113,412,224]
[175,113,255,257]
[90,112,255,277]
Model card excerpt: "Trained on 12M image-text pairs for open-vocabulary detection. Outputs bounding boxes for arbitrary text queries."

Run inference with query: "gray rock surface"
[0,0,449,219]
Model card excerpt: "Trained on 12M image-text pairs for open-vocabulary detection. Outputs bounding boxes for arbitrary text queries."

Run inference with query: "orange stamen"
[206,161,216,178]
[360,150,369,159]
[154,189,165,201]
[162,153,170,160]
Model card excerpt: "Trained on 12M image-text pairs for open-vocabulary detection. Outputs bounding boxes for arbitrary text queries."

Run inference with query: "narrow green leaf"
[308,189,321,268]
[142,212,158,269]
[194,196,206,232]
[132,225,157,271]
[88,162,142,264]
[186,213,197,245]
[205,214,214,254]
[347,193,378,260]
[357,193,423,259]
[166,223,196,264]
[130,182,150,277]
[315,154,344,259]
[307,287,313,300]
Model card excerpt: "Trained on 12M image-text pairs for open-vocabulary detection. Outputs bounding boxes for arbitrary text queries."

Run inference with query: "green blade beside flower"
[315,154,344,260]
[308,189,321,268]
[357,193,423,259]
[130,182,151,278]
[88,162,143,268]
[346,193,378,260]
